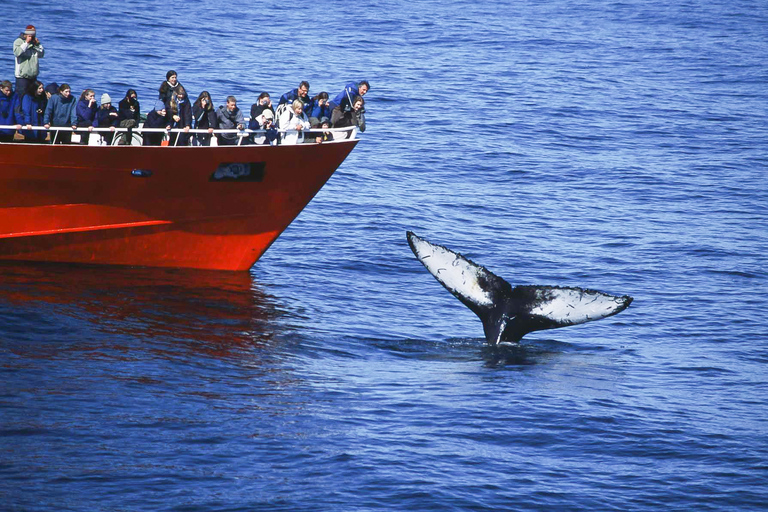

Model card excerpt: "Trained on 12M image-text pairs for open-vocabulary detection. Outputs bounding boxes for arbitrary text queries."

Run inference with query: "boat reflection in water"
[0,261,294,358]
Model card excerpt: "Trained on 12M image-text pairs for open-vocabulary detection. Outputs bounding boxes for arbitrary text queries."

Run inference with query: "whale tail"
[406,231,633,344]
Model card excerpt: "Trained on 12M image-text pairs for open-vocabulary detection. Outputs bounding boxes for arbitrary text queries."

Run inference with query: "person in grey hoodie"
[43,83,77,144]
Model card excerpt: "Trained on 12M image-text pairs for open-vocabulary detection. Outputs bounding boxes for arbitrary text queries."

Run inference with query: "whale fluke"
[406,231,633,345]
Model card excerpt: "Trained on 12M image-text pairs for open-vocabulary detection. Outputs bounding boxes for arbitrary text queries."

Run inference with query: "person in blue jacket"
[19,80,47,142]
[43,83,77,144]
[278,81,310,108]
[305,91,331,127]
[143,100,169,146]
[75,89,98,145]
[0,80,21,142]
[95,93,120,145]
[329,80,369,111]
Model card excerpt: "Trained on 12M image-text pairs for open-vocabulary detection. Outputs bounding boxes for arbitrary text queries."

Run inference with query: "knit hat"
[262,110,274,120]
[44,83,59,95]
[154,100,166,112]
[24,25,36,35]
[101,93,111,104]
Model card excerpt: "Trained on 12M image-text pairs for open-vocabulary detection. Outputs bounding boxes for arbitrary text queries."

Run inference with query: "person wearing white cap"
[96,93,120,145]
[13,25,44,100]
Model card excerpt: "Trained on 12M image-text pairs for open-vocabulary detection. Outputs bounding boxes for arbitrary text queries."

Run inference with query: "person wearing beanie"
[158,70,183,104]
[95,93,120,145]
[143,100,170,146]
[44,82,59,100]
[13,25,45,100]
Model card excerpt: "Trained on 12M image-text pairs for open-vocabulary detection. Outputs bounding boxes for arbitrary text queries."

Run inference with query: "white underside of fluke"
[528,287,629,325]
[409,234,494,307]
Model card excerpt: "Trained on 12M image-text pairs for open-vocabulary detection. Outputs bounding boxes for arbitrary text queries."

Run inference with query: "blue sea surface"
[2,0,768,510]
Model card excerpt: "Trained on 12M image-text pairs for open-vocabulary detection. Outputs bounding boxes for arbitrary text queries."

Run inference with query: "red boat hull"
[0,141,357,270]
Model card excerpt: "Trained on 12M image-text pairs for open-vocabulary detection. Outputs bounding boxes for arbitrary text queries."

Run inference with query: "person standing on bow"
[13,25,44,101]
[158,70,183,104]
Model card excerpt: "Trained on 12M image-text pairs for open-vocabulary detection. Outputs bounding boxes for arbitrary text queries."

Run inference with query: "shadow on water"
[0,262,295,358]
[372,335,578,368]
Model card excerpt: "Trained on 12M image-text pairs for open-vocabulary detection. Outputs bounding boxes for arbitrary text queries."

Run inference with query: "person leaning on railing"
[192,91,217,147]
[75,89,98,145]
[19,80,47,143]
[43,83,76,144]
[143,100,170,146]
[95,94,120,145]
[214,96,245,146]
[0,80,21,142]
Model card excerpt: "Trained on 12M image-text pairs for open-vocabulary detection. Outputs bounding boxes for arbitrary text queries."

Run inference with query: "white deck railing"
[0,125,357,146]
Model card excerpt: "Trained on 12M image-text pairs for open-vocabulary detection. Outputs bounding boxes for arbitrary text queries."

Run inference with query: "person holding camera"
[13,25,45,100]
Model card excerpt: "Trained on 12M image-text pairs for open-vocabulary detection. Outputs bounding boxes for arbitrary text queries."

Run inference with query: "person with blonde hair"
[279,99,310,145]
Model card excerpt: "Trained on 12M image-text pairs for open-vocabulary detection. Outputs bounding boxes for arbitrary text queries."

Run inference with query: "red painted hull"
[0,140,357,270]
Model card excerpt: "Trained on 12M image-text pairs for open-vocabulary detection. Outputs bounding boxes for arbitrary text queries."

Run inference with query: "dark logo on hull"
[210,162,266,182]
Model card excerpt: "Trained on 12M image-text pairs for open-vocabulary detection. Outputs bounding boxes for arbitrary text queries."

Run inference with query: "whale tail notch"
[406,231,633,344]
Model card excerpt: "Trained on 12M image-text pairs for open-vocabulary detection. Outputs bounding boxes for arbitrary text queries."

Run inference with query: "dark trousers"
[49,130,72,144]
[15,77,35,99]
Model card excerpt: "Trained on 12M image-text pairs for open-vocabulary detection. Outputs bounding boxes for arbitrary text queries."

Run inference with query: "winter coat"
[43,93,76,126]
[0,92,20,136]
[20,93,46,140]
[95,105,120,128]
[144,109,169,129]
[13,37,44,79]
[76,99,98,127]
[331,82,360,110]
[278,88,310,108]
[305,99,331,124]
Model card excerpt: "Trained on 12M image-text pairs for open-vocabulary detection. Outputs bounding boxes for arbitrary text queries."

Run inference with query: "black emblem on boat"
[210,162,266,182]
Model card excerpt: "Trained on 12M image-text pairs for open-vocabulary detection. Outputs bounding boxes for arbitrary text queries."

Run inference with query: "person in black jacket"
[192,91,217,146]
[117,89,140,145]
[158,70,183,103]
[168,85,192,146]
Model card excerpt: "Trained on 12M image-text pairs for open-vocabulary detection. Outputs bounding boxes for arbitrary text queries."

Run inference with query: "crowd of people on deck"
[1,25,370,146]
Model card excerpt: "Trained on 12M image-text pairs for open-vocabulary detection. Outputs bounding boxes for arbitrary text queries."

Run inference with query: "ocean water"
[2,0,768,510]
